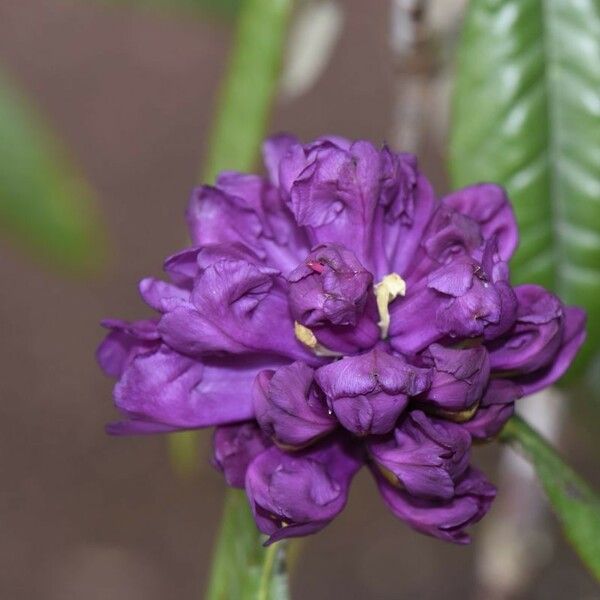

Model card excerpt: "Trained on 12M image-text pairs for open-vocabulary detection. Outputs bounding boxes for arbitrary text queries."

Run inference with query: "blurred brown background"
[1,1,599,598]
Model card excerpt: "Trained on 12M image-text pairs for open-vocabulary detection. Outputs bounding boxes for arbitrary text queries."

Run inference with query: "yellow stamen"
[374,273,406,339]
[294,322,343,357]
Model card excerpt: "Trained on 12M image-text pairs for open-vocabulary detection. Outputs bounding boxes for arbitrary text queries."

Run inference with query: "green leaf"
[500,416,600,581]
[206,490,289,600]
[449,0,600,372]
[0,67,106,272]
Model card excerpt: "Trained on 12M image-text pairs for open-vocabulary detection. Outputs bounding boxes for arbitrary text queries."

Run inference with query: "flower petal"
[245,437,362,544]
[374,466,496,544]
[368,410,471,500]
[112,346,286,431]
[421,344,490,413]
[515,306,587,395]
[158,257,319,363]
[461,379,521,441]
[442,184,518,261]
[96,319,159,379]
[315,348,431,435]
[212,422,272,488]
[253,362,336,448]
[379,150,436,278]
[262,133,299,187]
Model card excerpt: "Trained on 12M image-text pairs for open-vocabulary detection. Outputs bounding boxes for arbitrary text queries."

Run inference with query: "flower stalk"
[206,490,289,600]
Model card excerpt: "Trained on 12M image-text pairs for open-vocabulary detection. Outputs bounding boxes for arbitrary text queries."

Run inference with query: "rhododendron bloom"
[97,134,586,545]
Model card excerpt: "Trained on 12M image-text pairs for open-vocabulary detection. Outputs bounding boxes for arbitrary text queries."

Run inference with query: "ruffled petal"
[186,177,308,273]
[487,285,566,374]
[442,183,518,261]
[374,466,496,544]
[112,346,286,431]
[315,348,431,435]
[96,319,160,379]
[461,379,521,441]
[515,306,586,395]
[212,422,272,488]
[253,362,337,448]
[245,436,362,544]
[368,410,471,500]
[158,256,320,364]
[420,344,490,415]
[283,138,383,270]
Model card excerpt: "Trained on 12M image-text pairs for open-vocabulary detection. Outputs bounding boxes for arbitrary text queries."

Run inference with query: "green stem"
[206,490,289,600]
[257,542,286,600]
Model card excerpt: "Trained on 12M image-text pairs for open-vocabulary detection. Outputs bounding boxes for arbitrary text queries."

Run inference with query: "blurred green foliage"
[0,67,106,273]
[202,0,292,181]
[450,0,600,376]
[501,416,600,581]
[452,0,600,581]
[167,430,201,478]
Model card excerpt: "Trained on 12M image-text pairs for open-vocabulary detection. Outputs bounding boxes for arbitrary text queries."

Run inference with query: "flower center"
[293,272,407,355]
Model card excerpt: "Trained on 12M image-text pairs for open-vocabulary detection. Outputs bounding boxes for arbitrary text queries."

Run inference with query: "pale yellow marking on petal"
[374,273,406,339]
[424,400,480,423]
[294,321,343,357]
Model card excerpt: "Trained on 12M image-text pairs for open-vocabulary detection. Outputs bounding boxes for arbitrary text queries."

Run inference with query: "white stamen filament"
[374,273,406,339]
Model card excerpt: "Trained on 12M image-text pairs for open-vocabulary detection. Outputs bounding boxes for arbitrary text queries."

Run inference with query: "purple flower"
[315,348,431,436]
[98,133,586,546]
[441,183,518,261]
[287,243,380,353]
[212,422,272,488]
[96,319,160,378]
[374,467,496,544]
[253,362,337,448]
[368,410,471,500]
[461,379,521,441]
[419,344,490,419]
[486,285,587,394]
[288,244,373,327]
[245,437,362,544]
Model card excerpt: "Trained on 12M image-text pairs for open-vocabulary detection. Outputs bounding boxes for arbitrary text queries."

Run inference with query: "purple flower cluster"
[97,135,586,545]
